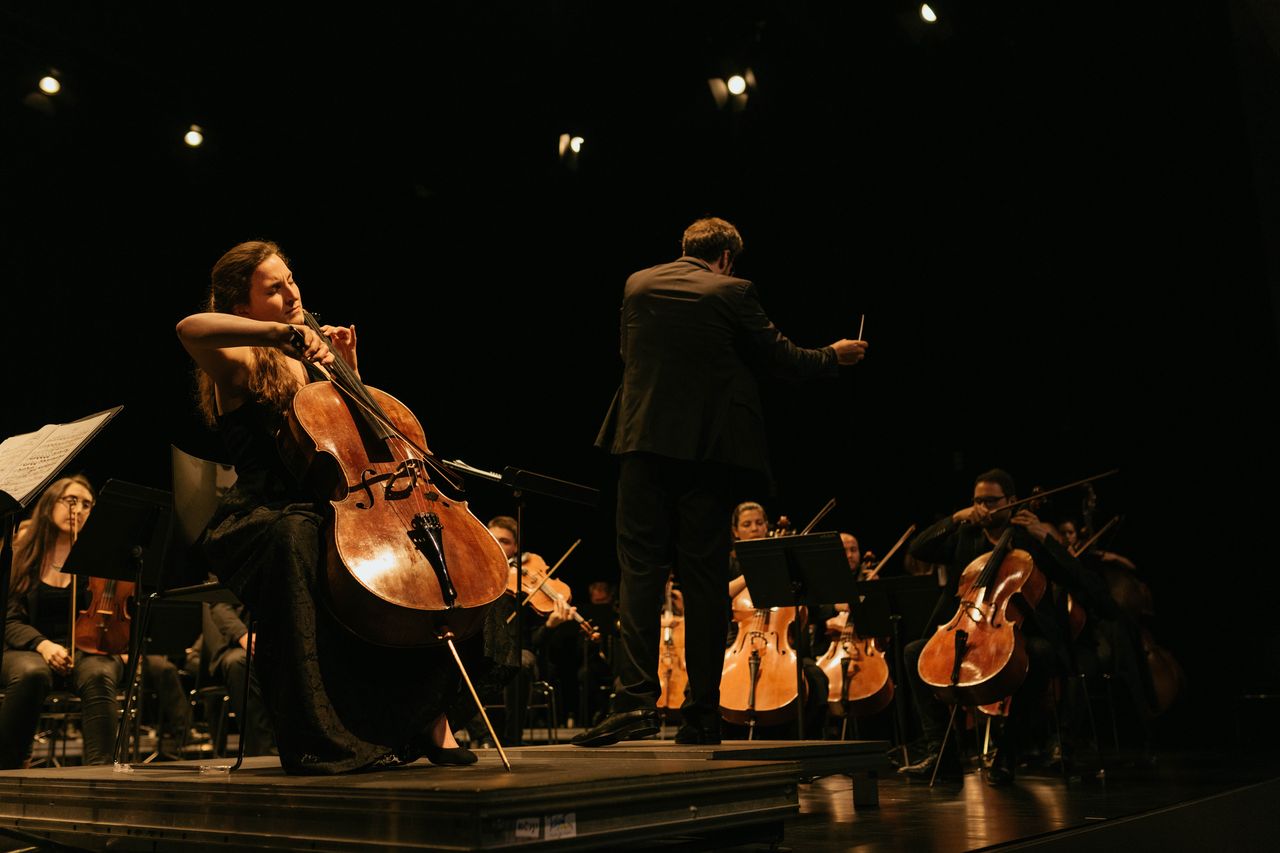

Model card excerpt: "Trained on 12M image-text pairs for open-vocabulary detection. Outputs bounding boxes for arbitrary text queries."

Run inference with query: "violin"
[74,577,134,656]
[66,503,134,658]
[507,552,602,643]
[657,578,687,711]
[917,527,1047,706]
[278,310,508,647]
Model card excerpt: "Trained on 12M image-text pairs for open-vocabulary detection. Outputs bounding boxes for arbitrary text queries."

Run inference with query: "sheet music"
[0,407,122,509]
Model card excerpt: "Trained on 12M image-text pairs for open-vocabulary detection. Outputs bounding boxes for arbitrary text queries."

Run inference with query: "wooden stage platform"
[0,740,890,851]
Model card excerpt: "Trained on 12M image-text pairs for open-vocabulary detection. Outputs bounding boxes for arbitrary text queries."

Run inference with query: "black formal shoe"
[423,742,479,766]
[674,722,722,745]
[985,750,1015,787]
[570,709,660,747]
[898,750,964,782]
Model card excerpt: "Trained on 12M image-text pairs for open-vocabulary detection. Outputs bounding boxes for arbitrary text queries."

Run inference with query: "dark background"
[4,1,1279,738]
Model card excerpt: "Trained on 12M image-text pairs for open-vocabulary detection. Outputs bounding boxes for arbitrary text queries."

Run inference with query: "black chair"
[111,448,253,773]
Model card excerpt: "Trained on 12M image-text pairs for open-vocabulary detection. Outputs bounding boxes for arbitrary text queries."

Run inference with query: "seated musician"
[822,531,881,636]
[1056,517,1156,726]
[202,593,277,756]
[178,240,480,772]
[1,476,122,768]
[451,515,578,743]
[899,469,1111,786]
[726,501,829,739]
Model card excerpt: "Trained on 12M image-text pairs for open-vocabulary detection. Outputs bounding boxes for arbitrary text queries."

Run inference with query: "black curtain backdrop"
[3,1,1277,737]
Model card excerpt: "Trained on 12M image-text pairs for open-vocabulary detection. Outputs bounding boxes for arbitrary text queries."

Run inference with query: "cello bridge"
[384,459,421,499]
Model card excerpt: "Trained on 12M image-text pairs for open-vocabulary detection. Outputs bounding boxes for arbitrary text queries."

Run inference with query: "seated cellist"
[898,468,1111,786]
[725,501,829,739]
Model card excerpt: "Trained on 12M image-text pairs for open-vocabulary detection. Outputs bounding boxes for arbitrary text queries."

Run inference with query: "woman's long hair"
[9,475,93,600]
[195,240,304,426]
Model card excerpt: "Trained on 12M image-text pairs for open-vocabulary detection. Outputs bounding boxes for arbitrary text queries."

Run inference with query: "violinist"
[576,216,867,749]
[459,514,589,741]
[176,240,481,773]
[1,476,123,768]
[899,469,1110,786]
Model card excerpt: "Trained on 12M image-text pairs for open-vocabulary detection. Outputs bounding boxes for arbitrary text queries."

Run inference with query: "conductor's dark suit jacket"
[595,256,838,481]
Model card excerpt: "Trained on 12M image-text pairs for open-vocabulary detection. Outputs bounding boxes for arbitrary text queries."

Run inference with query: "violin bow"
[506,538,582,623]
[863,523,917,581]
[1070,515,1121,558]
[67,505,79,667]
[292,320,467,493]
[993,469,1120,517]
[799,497,837,535]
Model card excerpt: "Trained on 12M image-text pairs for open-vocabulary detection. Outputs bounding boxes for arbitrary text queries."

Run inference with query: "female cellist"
[177,240,491,773]
[902,469,1110,786]
[721,501,828,738]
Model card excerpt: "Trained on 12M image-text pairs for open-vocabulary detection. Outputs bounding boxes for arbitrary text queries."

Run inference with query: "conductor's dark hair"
[681,217,744,265]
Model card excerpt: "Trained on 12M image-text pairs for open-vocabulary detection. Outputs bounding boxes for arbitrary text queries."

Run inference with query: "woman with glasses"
[1,475,123,768]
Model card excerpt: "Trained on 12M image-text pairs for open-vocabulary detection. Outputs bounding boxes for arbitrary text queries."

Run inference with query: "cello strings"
[304,313,465,493]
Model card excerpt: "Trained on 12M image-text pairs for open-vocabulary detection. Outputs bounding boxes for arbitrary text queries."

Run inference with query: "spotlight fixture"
[184,124,204,148]
[708,68,757,111]
[558,133,585,157]
[920,4,938,23]
[38,74,61,95]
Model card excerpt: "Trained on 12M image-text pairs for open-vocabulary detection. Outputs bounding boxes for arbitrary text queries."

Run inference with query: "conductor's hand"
[831,339,868,365]
[282,324,334,366]
[37,640,72,676]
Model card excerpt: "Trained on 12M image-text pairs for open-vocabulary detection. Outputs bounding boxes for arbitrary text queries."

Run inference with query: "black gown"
[200,398,515,774]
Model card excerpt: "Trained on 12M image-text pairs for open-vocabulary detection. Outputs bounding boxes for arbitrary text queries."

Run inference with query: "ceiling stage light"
[184,125,204,147]
[39,75,61,95]
[921,4,938,23]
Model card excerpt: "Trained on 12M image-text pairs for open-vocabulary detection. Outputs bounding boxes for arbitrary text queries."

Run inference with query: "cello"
[718,585,805,730]
[918,526,1046,706]
[718,500,833,733]
[917,471,1118,708]
[815,524,914,719]
[278,310,509,649]
[657,577,688,713]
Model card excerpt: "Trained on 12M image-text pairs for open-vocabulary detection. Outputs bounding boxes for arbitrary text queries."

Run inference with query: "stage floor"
[0,740,889,851]
[3,742,1276,851]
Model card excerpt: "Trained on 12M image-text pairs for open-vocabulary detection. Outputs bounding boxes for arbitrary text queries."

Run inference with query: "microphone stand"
[442,459,598,746]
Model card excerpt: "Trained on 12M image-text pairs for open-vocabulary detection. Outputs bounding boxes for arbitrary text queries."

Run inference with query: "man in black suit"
[572,217,867,747]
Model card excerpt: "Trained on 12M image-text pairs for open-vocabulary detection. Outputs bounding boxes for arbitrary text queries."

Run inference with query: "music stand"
[867,574,946,761]
[735,532,855,739]
[441,458,599,745]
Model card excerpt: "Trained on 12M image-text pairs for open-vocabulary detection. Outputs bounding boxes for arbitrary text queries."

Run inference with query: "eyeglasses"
[972,496,1007,508]
[58,496,93,512]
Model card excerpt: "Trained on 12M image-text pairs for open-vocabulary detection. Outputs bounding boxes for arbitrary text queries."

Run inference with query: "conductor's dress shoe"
[898,749,964,783]
[570,709,660,747]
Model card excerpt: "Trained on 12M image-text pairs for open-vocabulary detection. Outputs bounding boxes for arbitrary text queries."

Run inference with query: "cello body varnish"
[917,528,1046,706]
[280,335,508,648]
